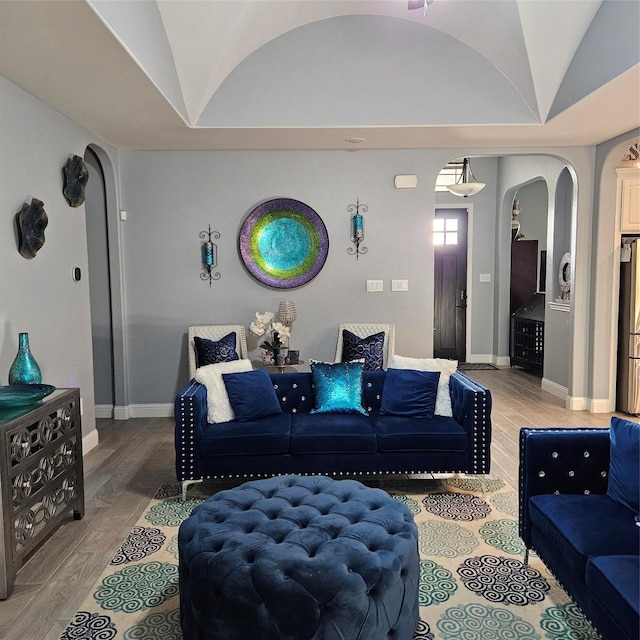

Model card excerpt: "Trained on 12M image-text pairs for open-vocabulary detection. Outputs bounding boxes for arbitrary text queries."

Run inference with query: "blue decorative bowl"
[0,384,56,407]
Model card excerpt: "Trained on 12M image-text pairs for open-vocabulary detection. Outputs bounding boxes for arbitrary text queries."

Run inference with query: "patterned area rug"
[59,476,599,640]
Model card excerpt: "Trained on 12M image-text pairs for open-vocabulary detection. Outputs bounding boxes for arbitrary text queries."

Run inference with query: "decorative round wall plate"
[239,198,329,288]
[558,252,571,293]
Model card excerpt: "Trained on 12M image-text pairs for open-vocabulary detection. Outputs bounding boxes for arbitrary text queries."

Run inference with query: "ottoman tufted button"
[179,475,419,640]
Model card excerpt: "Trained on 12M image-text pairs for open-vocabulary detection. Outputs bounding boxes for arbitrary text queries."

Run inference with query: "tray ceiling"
[0,0,638,150]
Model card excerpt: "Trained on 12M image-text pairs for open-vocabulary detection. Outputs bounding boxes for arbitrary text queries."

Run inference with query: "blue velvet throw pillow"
[341,330,385,371]
[607,416,640,513]
[380,368,440,418]
[310,361,367,415]
[194,332,238,367]
[222,369,282,422]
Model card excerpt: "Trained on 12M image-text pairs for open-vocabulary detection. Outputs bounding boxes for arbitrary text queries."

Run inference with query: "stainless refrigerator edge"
[617,238,640,415]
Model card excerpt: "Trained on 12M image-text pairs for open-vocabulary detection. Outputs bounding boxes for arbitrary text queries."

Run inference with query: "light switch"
[479,274,491,283]
[391,279,409,291]
[366,280,384,292]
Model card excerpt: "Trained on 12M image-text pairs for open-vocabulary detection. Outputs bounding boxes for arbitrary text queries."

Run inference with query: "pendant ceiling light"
[446,158,486,198]
[408,0,434,16]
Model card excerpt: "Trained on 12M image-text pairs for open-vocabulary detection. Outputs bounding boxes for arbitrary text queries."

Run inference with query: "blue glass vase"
[9,332,42,385]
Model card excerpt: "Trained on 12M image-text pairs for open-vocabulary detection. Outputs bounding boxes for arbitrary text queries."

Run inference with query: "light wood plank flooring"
[0,367,627,639]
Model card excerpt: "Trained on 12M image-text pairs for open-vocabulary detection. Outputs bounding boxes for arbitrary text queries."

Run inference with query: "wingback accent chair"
[334,323,396,370]
[187,325,248,378]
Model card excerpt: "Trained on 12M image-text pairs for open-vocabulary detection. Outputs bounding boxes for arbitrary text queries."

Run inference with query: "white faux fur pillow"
[388,354,458,417]
[194,359,253,423]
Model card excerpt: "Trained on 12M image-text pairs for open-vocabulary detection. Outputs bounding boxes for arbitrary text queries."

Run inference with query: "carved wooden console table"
[0,388,84,599]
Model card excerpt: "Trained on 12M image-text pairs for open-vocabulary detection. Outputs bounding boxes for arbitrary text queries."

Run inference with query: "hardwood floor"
[0,367,627,639]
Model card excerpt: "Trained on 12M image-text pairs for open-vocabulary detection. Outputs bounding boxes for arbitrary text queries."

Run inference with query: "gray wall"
[2,72,636,419]
[117,151,501,405]
[0,76,118,439]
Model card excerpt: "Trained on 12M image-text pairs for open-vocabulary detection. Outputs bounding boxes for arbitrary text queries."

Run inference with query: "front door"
[434,209,468,361]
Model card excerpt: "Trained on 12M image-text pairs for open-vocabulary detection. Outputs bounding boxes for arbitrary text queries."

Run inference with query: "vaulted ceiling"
[1,0,638,150]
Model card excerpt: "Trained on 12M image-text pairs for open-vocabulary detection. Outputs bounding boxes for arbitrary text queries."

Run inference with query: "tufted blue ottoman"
[178,475,419,640]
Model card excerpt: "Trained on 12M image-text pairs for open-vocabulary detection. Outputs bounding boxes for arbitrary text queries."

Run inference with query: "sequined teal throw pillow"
[310,361,367,415]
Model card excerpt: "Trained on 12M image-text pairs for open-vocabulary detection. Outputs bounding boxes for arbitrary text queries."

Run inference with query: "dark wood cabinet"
[511,293,545,375]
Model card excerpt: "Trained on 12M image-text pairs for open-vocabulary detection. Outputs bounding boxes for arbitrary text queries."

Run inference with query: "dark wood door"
[434,209,468,361]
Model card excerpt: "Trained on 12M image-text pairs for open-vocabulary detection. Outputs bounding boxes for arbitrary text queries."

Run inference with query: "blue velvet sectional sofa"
[519,420,640,640]
[175,370,492,500]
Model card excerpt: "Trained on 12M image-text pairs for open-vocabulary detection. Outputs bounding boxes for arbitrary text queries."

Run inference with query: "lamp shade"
[447,182,486,197]
[446,158,486,198]
[277,301,297,326]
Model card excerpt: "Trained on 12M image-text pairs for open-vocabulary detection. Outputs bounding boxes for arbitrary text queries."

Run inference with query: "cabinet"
[616,167,640,233]
[0,389,84,599]
[510,292,545,375]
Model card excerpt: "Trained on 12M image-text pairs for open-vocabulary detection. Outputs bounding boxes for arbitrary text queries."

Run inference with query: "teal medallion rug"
[59,476,599,640]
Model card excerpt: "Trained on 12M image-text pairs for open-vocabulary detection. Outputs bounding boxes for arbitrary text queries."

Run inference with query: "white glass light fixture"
[446,158,486,198]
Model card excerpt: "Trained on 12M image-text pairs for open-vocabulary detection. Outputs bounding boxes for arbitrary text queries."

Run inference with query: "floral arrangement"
[249,311,291,354]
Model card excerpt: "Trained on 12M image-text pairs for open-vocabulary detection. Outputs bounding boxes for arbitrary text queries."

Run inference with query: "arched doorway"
[83,144,128,418]
[84,148,114,415]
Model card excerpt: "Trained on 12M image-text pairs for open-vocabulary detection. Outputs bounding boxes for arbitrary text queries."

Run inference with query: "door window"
[434,218,459,246]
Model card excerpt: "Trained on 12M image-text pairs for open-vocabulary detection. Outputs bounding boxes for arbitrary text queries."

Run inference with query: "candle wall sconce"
[200,225,221,285]
[347,198,368,259]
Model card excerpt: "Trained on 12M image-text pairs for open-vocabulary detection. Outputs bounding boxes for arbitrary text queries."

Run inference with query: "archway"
[83,144,128,418]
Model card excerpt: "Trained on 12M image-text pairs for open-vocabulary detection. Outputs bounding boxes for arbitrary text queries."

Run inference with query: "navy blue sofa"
[519,425,640,640]
[175,370,492,500]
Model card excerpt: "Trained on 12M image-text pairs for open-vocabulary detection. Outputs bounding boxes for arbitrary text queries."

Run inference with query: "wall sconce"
[200,225,221,285]
[347,198,368,259]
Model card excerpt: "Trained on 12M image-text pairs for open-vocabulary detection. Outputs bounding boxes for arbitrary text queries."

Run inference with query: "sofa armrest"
[518,427,611,548]
[174,379,208,482]
[449,371,492,474]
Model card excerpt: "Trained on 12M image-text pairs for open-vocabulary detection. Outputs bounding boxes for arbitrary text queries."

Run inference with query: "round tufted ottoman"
[178,475,419,640]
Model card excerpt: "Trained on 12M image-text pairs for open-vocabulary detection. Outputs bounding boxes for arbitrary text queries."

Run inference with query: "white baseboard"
[566,395,588,411]
[114,405,131,420]
[100,404,172,419]
[95,404,133,420]
[466,354,494,364]
[83,428,100,455]
[95,404,113,419]
[541,378,568,400]
[128,403,174,418]
[545,388,613,413]
[495,356,510,367]
[588,398,615,413]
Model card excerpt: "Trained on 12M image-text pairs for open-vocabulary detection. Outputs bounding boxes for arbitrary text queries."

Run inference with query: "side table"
[0,388,84,599]
[254,360,306,374]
